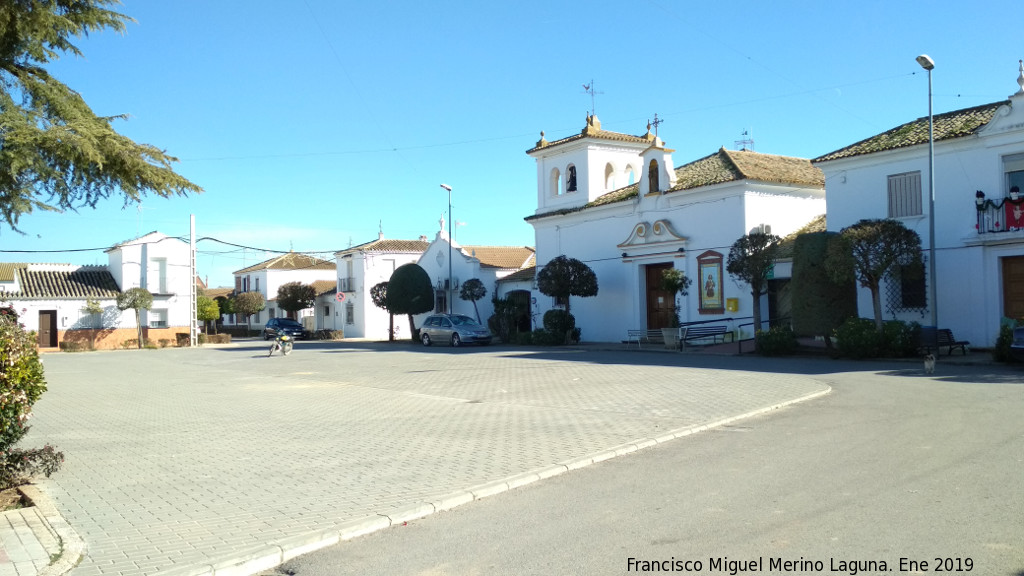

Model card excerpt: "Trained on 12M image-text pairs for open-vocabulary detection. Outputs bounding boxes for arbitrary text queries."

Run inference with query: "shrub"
[529,329,563,346]
[756,326,798,356]
[543,310,575,340]
[0,306,64,489]
[834,317,884,359]
[59,341,89,352]
[882,320,921,358]
[993,322,1015,362]
[835,318,923,359]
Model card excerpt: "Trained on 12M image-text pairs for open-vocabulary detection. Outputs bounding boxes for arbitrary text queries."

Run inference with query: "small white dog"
[923,353,936,375]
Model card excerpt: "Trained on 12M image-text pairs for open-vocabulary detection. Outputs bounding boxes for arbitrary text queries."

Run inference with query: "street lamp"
[440,183,453,314]
[916,54,938,342]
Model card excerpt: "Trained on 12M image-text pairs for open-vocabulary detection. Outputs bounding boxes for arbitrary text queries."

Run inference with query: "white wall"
[817,98,1024,347]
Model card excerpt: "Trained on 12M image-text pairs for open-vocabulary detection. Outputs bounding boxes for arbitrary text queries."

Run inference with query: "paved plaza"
[24,341,831,576]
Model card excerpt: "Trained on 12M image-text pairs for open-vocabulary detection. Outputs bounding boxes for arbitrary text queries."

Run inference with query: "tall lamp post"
[916,54,938,339]
[440,183,453,314]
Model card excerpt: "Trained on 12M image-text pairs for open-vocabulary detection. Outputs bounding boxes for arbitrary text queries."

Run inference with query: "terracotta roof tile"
[234,253,336,275]
[814,101,1007,162]
[463,246,535,269]
[310,279,338,296]
[335,238,430,256]
[0,263,27,283]
[202,287,234,299]
[669,148,824,191]
[499,266,536,283]
[7,267,120,299]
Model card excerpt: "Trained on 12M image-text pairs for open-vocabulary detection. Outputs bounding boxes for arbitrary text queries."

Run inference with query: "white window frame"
[149,309,168,328]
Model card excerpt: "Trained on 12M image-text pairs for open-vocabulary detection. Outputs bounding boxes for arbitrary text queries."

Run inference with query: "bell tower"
[526,115,665,215]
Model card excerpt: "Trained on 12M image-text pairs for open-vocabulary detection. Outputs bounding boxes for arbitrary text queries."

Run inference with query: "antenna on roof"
[582,80,603,116]
[735,128,755,151]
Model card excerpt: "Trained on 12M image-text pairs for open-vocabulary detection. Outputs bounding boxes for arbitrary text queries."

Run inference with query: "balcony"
[338,277,357,292]
[968,195,1024,246]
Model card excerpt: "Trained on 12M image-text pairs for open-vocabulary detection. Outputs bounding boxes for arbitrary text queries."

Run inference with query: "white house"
[416,228,535,326]
[229,252,337,330]
[813,61,1024,347]
[332,230,535,340]
[333,234,430,339]
[1,231,195,349]
[525,114,826,342]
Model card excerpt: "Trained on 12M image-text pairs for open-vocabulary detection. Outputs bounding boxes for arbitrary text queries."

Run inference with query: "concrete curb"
[157,385,831,576]
[19,484,86,576]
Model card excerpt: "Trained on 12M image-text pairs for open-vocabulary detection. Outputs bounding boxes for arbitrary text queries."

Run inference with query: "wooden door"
[1003,256,1024,320]
[38,310,57,348]
[645,263,675,329]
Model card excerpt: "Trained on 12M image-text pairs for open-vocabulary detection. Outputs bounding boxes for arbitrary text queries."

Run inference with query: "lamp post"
[440,183,453,314]
[916,54,938,339]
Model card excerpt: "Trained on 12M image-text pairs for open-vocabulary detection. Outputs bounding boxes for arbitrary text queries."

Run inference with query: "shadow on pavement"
[212,338,1024,383]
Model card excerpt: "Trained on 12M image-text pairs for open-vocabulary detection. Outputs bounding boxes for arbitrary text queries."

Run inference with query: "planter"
[661,327,680,350]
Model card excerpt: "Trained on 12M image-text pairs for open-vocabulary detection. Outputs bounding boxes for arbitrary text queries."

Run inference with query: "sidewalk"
[0,340,1001,576]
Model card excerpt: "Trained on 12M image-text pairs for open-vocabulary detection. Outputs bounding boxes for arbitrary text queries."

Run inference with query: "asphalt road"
[268,361,1024,576]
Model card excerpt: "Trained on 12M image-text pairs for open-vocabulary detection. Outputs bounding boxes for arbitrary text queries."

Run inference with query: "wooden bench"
[681,325,733,347]
[937,328,969,355]
[626,329,665,348]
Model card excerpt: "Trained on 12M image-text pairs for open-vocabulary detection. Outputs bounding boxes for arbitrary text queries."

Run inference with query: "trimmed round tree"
[116,287,153,349]
[370,281,396,341]
[277,282,317,318]
[233,291,266,335]
[197,295,220,334]
[385,264,434,341]
[825,219,923,332]
[459,278,487,323]
[727,232,781,336]
[536,255,598,316]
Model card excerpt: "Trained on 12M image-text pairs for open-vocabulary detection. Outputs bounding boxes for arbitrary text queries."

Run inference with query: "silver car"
[420,314,492,347]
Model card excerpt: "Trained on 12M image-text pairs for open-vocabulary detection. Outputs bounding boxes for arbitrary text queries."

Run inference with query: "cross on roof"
[649,113,664,137]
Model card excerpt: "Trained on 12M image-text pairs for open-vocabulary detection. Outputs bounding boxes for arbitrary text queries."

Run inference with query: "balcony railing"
[975,196,1024,234]
[338,277,357,292]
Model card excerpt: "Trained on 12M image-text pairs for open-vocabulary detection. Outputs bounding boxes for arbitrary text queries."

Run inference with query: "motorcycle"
[268,334,294,357]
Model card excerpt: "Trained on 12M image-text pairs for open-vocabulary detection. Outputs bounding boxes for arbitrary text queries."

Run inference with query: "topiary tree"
[727,232,781,337]
[386,263,434,341]
[197,295,220,334]
[233,291,266,336]
[459,278,487,323]
[536,255,598,316]
[0,304,63,489]
[790,232,857,348]
[116,287,153,349]
[276,282,317,319]
[370,281,395,342]
[825,219,923,332]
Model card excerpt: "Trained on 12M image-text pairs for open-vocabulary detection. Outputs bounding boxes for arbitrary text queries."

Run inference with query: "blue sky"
[2,0,1022,287]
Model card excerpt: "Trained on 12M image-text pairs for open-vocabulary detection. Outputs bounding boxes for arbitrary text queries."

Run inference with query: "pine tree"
[0,1,202,231]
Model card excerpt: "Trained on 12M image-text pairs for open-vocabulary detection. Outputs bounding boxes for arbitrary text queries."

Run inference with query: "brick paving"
[22,341,829,576]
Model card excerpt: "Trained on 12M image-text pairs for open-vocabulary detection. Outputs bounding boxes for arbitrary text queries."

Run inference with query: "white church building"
[525,114,826,343]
